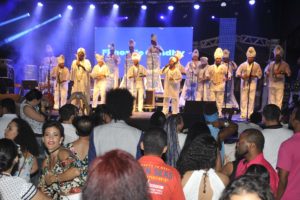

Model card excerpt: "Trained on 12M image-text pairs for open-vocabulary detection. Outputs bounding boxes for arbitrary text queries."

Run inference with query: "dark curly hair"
[92,104,112,126]
[11,118,39,157]
[176,134,218,177]
[220,175,274,200]
[25,89,42,101]
[0,138,18,173]
[42,120,65,138]
[73,116,93,137]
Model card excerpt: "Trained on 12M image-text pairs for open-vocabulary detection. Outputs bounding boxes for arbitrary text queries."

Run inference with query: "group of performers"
[44,34,291,119]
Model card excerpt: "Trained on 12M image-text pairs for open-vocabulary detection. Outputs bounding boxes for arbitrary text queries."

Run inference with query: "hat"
[108,43,115,51]
[131,52,141,61]
[151,34,157,42]
[169,56,178,63]
[77,47,86,54]
[57,55,65,64]
[200,57,208,65]
[273,45,284,57]
[192,49,199,58]
[174,50,184,60]
[223,49,230,58]
[95,54,104,62]
[129,39,135,47]
[214,47,223,59]
[246,46,256,58]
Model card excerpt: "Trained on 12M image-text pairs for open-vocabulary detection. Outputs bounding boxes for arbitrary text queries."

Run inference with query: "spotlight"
[113,3,119,9]
[67,5,73,10]
[211,15,215,19]
[90,4,95,9]
[249,0,255,5]
[37,2,43,7]
[125,16,128,20]
[141,4,147,10]
[0,13,31,27]
[168,5,174,11]
[193,3,200,10]
[221,2,227,7]
[160,15,165,20]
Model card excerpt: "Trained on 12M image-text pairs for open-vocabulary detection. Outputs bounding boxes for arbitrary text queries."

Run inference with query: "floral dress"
[38,148,86,199]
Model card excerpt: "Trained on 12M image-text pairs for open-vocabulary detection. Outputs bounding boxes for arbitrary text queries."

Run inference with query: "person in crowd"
[91,54,109,108]
[59,104,78,145]
[89,89,141,162]
[245,164,271,186]
[265,45,291,109]
[50,55,70,110]
[4,118,39,182]
[149,111,166,129]
[38,121,84,199]
[0,138,50,200]
[219,175,274,200]
[261,104,293,169]
[139,128,185,200]
[235,128,278,195]
[236,47,262,119]
[105,43,120,90]
[163,114,186,167]
[83,149,149,200]
[178,134,229,200]
[161,56,182,115]
[221,151,243,182]
[0,98,17,138]
[92,104,112,127]
[277,104,300,200]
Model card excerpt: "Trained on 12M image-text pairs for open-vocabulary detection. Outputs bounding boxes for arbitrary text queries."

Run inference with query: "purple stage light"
[67,5,73,10]
[221,2,227,7]
[160,15,165,20]
[141,5,147,10]
[113,4,119,9]
[249,0,255,5]
[168,5,174,11]
[193,3,200,10]
[211,15,215,19]
[90,4,95,9]
[37,2,43,7]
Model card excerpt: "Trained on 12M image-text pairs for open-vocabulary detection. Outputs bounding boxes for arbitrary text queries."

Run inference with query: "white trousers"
[54,83,68,109]
[132,87,144,112]
[163,97,179,115]
[240,86,256,118]
[210,90,224,116]
[92,83,106,108]
[268,87,284,109]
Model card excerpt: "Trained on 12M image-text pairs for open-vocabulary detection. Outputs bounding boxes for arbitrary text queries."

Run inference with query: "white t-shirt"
[262,126,293,169]
[62,123,78,145]
[0,174,37,200]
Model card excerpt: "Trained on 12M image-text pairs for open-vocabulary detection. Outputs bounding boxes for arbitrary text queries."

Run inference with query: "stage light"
[37,2,43,7]
[141,5,147,10]
[113,3,119,9]
[211,15,215,19]
[90,4,95,9]
[249,0,255,5]
[0,13,30,27]
[125,16,128,20]
[221,2,227,7]
[193,3,200,10]
[160,15,165,20]
[168,5,174,11]
[67,5,73,10]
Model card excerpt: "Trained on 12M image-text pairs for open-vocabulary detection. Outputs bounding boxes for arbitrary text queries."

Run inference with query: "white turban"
[169,56,178,63]
[77,47,86,54]
[273,45,284,57]
[57,55,65,64]
[108,43,115,50]
[129,39,135,47]
[200,57,208,65]
[214,47,223,59]
[246,46,256,58]
[174,50,184,60]
[223,49,230,58]
[192,49,199,58]
[151,34,157,42]
[95,54,104,62]
[131,52,141,61]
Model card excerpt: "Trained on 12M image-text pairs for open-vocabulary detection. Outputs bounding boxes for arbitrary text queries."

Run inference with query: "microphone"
[162,64,170,72]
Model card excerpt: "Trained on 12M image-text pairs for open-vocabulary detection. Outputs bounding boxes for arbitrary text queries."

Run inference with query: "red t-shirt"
[139,155,185,200]
[235,153,279,195]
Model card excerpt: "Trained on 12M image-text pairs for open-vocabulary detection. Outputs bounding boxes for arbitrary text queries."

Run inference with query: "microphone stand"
[151,49,154,90]
[246,63,254,121]
[224,62,230,119]
[191,64,195,101]
[57,71,61,109]
[125,54,128,89]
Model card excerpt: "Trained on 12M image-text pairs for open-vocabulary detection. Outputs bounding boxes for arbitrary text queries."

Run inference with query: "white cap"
[174,50,184,60]
[129,39,135,47]
[223,49,230,58]
[214,47,223,59]
[57,55,65,64]
[192,49,199,58]
[151,34,157,42]
[273,45,283,57]
[246,46,256,58]
[95,54,104,62]
[108,43,115,50]
[77,47,86,54]
[200,57,208,65]
[169,56,178,63]
[131,52,141,61]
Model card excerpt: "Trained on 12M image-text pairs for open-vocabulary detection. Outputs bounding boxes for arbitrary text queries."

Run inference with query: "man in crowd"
[59,104,78,145]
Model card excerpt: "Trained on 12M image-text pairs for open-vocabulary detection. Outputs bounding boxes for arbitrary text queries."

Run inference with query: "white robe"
[105,54,120,90]
[91,64,109,107]
[51,66,70,109]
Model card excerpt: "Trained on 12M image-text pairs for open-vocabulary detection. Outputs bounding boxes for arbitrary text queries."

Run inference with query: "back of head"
[245,164,270,185]
[177,134,218,176]
[59,104,78,122]
[105,89,134,120]
[83,150,149,200]
[242,128,265,152]
[25,89,42,101]
[0,98,16,114]
[263,104,280,122]
[220,175,274,200]
[250,112,262,124]
[0,138,18,173]
[150,111,166,128]
[143,128,167,156]
[73,116,93,137]
[92,104,111,126]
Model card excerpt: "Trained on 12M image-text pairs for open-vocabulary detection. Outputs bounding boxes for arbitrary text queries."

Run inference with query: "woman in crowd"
[83,149,149,200]
[0,138,49,200]
[38,121,83,200]
[177,134,229,200]
[163,114,186,167]
[4,118,39,182]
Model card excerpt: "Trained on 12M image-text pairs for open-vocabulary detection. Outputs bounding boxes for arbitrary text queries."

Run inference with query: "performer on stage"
[91,54,109,108]
[120,39,135,89]
[128,52,147,112]
[236,47,262,119]
[265,45,291,109]
[50,55,69,110]
[205,48,230,117]
[162,56,182,115]
[105,43,120,90]
[200,57,211,101]
[146,34,164,93]
[42,44,57,71]
[222,49,239,109]
[174,50,186,75]
[70,48,92,104]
